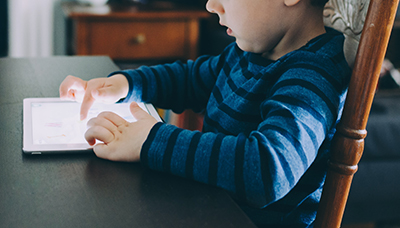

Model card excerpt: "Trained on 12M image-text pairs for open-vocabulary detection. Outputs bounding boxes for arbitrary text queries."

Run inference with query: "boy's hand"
[85,102,158,162]
[59,74,129,120]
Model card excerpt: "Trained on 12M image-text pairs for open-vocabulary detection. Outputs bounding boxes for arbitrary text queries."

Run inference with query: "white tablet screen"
[31,101,139,145]
[23,98,161,154]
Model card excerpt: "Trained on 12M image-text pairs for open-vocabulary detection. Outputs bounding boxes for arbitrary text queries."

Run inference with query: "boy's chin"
[236,42,253,53]
[236,41,265,54]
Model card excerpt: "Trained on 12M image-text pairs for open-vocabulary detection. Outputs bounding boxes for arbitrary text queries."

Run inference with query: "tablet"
[23,98,162,154]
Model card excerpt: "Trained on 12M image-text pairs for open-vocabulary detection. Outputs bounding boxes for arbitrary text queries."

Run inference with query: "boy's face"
[206,0,288,55]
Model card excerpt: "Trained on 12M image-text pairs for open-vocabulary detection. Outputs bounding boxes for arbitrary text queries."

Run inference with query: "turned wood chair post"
[314,0,399,227]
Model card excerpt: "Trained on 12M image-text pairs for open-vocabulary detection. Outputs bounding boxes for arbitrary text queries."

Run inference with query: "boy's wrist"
[109,74,129,100]
[108,70,142,103]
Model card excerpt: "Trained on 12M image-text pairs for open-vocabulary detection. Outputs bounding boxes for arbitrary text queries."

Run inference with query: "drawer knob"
[129,34,146,45]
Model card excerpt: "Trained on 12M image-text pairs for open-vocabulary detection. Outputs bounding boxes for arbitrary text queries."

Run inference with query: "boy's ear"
[284,0,301,7]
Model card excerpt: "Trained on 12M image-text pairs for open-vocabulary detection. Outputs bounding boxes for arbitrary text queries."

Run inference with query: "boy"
[60,0,351,226]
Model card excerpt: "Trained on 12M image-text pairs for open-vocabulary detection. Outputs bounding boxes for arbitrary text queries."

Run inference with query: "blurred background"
[0,0,234,60]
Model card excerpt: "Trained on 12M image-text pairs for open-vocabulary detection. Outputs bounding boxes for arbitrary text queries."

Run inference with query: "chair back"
[323,0,370,67]
[315,0,399,227]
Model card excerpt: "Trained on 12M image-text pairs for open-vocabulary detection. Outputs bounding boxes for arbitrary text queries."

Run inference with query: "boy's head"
[206,0,327,59]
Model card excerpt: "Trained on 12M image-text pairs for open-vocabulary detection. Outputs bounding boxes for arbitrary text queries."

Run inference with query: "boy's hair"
[310,0,329,7]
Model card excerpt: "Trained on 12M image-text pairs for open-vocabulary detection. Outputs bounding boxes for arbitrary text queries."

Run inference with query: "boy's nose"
[206,0,224,14]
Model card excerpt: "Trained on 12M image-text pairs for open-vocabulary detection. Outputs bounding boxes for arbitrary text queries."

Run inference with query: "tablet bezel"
[23,98,162,154]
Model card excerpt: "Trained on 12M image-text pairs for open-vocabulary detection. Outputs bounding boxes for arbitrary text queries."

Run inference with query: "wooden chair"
[315,0,399,227]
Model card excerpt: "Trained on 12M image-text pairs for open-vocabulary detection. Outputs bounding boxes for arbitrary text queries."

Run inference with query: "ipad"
[23,98,162,154]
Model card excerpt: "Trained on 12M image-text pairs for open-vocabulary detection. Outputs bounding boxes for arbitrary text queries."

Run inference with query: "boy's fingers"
[59,86,71,100]
[64,89,76,101]
[129,102,150,121]
[80,78,113,119]
[85,125,114,146]
[87,116,118,132]
[59,76,75,99]
[98,111,128,127]
[80,96,95,120]
[80,84,100,120]
[59,75,86,100]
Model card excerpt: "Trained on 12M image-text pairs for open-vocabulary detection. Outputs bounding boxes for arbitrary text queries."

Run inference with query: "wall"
[8,0,70,57]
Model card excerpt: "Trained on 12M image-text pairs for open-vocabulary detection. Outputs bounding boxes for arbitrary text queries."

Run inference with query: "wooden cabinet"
[62,2,209,61]
[88,21,187,59]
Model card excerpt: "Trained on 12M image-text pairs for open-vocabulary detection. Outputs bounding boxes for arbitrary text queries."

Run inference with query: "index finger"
[79,78,107,120]
[80,91,95,120]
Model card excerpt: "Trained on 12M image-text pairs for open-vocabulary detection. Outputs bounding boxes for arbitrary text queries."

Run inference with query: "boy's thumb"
[129,102,148,121]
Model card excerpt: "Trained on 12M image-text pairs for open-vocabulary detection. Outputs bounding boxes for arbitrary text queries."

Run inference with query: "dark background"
[0,0,8,57]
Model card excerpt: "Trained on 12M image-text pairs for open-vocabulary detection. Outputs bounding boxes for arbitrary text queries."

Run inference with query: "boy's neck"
[262,6,326,61]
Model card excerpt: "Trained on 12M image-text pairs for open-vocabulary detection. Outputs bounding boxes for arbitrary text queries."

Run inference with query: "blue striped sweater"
[112,27,351,227]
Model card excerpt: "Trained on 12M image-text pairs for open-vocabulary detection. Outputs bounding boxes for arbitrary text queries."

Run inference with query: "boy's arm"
[139,56,350,209]
[109,54,225,113]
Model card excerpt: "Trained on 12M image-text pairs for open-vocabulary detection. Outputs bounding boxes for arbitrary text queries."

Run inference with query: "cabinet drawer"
[88,21,187,60]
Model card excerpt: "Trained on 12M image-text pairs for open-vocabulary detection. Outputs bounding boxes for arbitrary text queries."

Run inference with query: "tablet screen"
[23,98,160,154]
[31,101,137,145]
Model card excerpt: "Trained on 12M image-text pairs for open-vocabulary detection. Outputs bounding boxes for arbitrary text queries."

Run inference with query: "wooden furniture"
[315,0,399,227]
[62,2,209,61]
[0,56,256,228]
[342,90,400,225]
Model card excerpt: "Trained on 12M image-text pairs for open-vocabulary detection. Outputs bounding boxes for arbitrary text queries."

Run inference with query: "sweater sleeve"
[108,53,226,113]
[140,54,349,208]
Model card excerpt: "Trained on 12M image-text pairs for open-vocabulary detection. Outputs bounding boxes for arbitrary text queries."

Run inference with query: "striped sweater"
[112,27,351,227]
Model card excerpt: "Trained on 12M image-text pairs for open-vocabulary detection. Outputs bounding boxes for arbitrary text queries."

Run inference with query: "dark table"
[0,56,255,228]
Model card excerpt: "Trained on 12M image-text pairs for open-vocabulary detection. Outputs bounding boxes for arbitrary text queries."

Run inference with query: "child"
[59,0,351,226]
